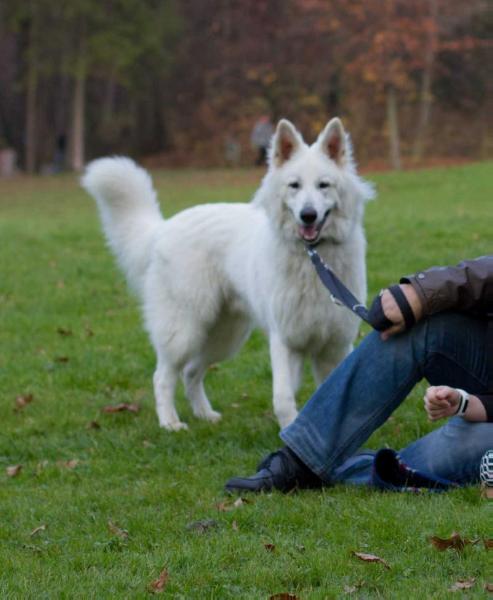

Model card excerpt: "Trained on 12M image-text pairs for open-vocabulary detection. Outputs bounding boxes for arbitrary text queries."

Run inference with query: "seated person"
[226,256,493,493]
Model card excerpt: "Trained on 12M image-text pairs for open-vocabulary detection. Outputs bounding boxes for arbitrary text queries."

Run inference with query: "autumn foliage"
[0,0,490,171]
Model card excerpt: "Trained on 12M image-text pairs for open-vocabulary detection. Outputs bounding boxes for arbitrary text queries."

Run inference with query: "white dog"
[82,118,374,431]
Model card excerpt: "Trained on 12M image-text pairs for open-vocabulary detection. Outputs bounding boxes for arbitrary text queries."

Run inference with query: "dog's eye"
[318,181,331,189]
[288,181,300,190]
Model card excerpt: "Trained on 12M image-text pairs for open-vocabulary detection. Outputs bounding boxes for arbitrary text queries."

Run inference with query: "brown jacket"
[401,255,493,421]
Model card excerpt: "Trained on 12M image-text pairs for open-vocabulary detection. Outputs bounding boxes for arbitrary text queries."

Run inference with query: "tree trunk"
[25,55,37,174]
[412,0,438,163]
[25,14,38,174]
[70,52,86,172]
[386,84,401,170]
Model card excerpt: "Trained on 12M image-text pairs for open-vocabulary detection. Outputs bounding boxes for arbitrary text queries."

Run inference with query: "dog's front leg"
[269,335,302,429]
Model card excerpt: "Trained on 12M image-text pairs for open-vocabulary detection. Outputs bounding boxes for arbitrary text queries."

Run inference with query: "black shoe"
[225,447,323,493]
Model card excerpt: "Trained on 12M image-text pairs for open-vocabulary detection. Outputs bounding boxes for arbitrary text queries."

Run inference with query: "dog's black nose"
[300,206,318,225]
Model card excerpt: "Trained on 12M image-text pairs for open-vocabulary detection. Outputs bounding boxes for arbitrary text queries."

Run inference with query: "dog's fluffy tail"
[81,157,164,294]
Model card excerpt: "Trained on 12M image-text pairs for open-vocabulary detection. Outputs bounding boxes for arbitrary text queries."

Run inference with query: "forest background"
[0,0,490,173]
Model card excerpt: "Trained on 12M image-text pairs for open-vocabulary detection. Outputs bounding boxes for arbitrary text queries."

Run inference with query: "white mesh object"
[480,450,493,487]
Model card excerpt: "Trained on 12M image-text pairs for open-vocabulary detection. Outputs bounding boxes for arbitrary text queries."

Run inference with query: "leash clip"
[330,294,343,307]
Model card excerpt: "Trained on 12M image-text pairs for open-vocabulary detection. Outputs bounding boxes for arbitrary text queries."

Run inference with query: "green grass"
[0,163,491,598]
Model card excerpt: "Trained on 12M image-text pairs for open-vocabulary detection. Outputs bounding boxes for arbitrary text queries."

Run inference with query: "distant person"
[251,115,274,166]
[53,133,67,173]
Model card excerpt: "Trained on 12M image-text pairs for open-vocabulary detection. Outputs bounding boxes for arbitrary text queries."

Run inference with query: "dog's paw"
[161,420,189,432]
[195,408,222,423]
[277,409,298,429]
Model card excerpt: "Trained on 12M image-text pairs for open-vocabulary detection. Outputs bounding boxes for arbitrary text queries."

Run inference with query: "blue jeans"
[281,313,493,486]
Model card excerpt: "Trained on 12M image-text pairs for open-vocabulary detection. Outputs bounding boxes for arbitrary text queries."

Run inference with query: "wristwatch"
[455,388,469,417]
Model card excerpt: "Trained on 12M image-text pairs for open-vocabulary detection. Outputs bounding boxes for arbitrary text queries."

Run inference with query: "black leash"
[305,246,415,332]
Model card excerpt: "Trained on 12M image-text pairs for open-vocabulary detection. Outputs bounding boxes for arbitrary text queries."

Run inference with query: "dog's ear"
[270,120,302,167]
[317,118,346,166]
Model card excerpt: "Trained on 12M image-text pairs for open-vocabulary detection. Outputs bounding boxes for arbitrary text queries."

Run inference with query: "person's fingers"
[380,323,404,341]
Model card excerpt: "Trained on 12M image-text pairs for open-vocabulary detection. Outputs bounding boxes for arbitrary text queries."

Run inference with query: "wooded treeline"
[0,0,490,172]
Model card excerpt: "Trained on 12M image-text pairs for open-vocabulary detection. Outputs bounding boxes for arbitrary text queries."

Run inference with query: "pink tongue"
[299,225,318,241]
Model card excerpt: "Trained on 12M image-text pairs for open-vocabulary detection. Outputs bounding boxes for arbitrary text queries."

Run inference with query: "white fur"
[81,119,374,431]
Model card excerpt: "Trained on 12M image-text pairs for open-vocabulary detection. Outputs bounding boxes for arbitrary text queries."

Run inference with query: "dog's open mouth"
[298,210,331,245]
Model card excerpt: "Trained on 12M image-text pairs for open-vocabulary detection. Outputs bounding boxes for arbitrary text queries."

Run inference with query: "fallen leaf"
[449,578,475,591]
[6,465,22,477]
[186,519,218,534]
[108,520,129,539]
[269,594,300,600]
[15,394,34,411]
[102,403,140,414]
[351,551,390,569]
[54,356,69,363]
[149,568,169,593]
[216,497,251,511]
[30,524,46,537]
[484,583,493,592]
[264,543,276,552]
[87,420,101,430]
[57,459,79,469]
[484,539,493,550]
[85,326,94,337]
[57,327,72,336]
[430,532,473,552]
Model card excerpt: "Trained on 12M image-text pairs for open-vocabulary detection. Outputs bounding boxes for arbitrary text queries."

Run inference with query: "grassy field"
[0,162,491,598]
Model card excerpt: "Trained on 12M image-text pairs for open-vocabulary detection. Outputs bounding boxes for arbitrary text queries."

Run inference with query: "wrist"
[454,389,469,417]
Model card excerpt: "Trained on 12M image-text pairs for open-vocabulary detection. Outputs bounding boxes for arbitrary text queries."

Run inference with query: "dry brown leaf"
[484,539,493,550]
[351,551,390,570]
[57,327,72,336]
[269,594,300,600]
[216,497,250,512]
[6,465,22,477]
[484,582,493,592]
[149,568,169,593]
[30,524,46,537]
[54,356,69,363]
[15,394,34,411]
[108,520,129,539]
[430,532,473,552]
[87,420,101,430]
[102,402,140,414]
[449,578,476,591]
[264,543,276,552]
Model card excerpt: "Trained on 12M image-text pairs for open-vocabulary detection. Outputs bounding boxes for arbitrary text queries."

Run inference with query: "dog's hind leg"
[269,335,303,429]
[153,357,187,431]
[183,359,221,423]
[311,344,352,387]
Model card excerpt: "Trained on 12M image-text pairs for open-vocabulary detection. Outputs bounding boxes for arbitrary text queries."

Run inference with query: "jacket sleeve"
[477,395,493,422]
[400,255,493,316]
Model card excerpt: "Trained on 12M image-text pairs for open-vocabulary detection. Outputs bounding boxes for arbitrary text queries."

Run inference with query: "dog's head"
[255,118,374,246]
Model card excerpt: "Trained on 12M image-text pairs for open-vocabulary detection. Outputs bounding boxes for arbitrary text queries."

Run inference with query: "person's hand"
[423,385,460,421]
[380,283,423,340]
